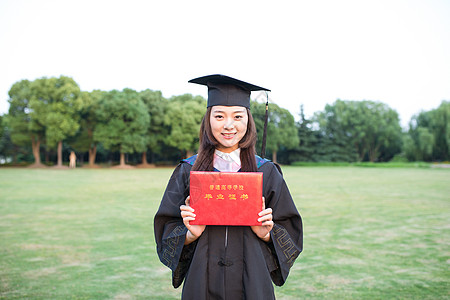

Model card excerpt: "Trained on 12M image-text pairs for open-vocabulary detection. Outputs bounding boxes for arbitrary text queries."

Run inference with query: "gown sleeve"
[153,162,197,288]
[261,162,303,286]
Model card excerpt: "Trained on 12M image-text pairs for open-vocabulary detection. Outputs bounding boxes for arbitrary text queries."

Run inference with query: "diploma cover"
[189,171,263,226]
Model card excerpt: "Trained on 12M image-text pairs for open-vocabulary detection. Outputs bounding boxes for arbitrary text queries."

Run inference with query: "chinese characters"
[206,184,248,201]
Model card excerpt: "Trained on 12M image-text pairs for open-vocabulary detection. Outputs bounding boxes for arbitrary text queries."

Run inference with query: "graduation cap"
[189,74,271,158]
[188,74,270,108]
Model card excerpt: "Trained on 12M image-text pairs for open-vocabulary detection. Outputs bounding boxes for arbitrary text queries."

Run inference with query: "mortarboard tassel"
[260,92,269,159]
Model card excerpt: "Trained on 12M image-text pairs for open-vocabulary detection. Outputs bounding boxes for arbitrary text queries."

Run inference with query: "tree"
[139,89,168,166]
[431,101,450,160]
[7,79,46,166]
[287,105,318,163]
[0,115,4,160]
[251,101,299,163]
[29,76,83,168]
[311,120,358,162]
[405,101,449,161]
[316,100,402,162]
[165,94,206,158]
[421,101,450,161]
[68,90,105,167]
[0,115,14,163]
[94,89,150,167]
[403,127,434,161]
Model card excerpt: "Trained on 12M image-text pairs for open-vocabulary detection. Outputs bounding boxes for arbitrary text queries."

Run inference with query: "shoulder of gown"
[182,154,198,166]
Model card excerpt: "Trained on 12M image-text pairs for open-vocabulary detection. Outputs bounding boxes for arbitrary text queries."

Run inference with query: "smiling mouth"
[221,133,236,139]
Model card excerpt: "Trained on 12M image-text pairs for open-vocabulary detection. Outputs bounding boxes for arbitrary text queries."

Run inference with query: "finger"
[258,207,272,216]
[181,211,196,218]
[183,216,196,222]
[258,215,273,223]
[261,220,274,227]
[180,205,194,212]
[262,196,265,210]
[185,196,190,206]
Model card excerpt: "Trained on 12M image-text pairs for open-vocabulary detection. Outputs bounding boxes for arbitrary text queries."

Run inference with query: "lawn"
[0,166,449,299]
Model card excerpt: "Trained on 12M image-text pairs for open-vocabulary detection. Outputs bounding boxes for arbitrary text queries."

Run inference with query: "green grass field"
[0,166,449,299]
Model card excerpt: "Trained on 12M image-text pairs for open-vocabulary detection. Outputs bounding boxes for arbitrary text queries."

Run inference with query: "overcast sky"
[1,0,449,128]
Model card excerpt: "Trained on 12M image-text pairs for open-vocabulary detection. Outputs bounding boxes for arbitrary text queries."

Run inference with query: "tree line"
[0,75,448,167]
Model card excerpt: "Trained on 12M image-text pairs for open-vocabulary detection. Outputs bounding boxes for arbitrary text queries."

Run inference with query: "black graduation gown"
[154,155,303,300]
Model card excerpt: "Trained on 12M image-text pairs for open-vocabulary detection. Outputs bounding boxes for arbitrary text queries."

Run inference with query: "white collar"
[214,148,241,166]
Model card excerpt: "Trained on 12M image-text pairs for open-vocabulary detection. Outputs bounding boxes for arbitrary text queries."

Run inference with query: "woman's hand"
[180,196,206,245]
[251,197,273,242]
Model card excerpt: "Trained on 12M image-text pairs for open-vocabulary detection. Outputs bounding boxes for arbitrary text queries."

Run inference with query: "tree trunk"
[31,137,41,165]
[28,137,46,167]
[369,144,380,162]
[88,145,97,166]
[120,152,126,166]
[272,151,277,164]
[57,141,63,167]
[141,152,148,165]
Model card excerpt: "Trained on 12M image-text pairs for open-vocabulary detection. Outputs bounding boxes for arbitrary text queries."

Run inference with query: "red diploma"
[189,171,263,226]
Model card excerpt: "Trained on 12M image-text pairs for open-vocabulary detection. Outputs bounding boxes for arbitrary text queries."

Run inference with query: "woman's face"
[210,106,248,153]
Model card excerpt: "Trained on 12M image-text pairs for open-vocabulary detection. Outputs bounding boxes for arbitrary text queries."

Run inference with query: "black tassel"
[260,92,269,158]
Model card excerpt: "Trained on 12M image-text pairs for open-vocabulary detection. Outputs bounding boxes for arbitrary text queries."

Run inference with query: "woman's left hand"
[251,197,273,242]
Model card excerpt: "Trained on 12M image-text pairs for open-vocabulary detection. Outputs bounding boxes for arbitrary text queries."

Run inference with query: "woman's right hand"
[180,196,206,245]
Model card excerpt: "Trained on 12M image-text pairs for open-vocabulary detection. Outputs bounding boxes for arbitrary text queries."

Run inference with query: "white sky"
[1,0,449,128]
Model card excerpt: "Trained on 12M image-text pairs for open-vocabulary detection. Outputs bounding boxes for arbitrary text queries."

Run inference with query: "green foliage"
[405,100,450,161]
[29,76,83,148]
[0,115,15,162]
[94,89,150,154]
[7,79,43,147]
[139,89,169,155]
[290,105,317,162]
[4,76,447,166]
[251,100,299,160]
[164,94,206,154]
[68,90,106,153]
[315,100,402,162]
[0,115,3,140]
[287,105,358,163]
[390,152,409,163]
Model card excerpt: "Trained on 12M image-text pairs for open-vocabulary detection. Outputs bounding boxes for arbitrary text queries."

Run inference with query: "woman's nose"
[224,119,235,130]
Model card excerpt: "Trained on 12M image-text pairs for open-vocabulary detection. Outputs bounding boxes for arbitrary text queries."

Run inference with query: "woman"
[154,74,303,299]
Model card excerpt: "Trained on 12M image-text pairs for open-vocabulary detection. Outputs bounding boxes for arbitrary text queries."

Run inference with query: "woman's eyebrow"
[211,109,246,114]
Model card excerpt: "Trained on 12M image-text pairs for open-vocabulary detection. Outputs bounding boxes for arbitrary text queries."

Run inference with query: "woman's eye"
[215,115,223,119]
[235,115,243,120]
